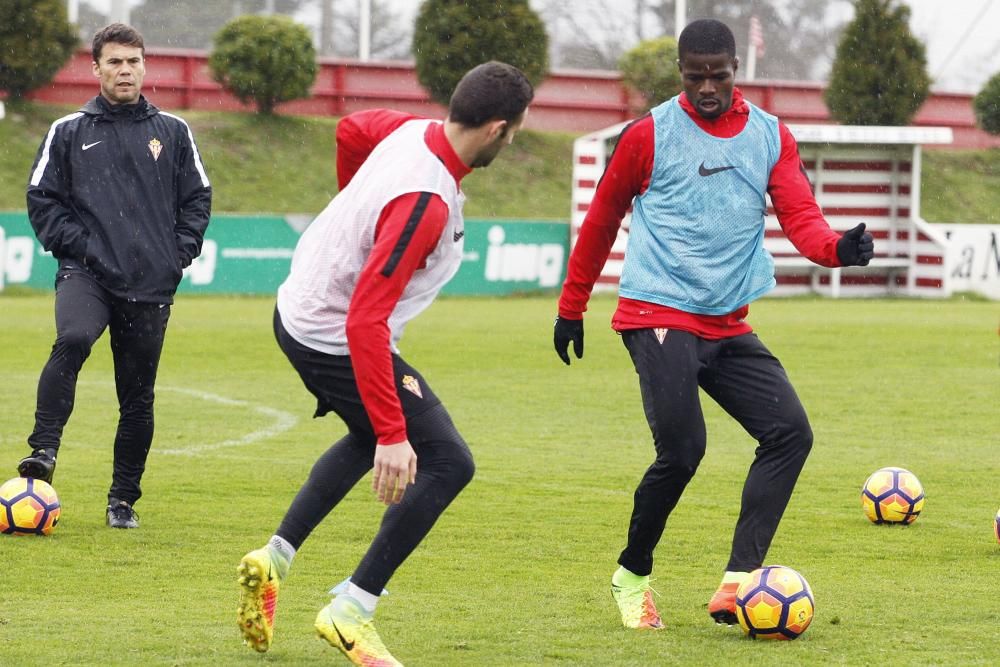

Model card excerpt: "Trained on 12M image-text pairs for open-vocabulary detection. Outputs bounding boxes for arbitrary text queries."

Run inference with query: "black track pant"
[273,308,475,596]
[28,268,170,505]
[618,328,812,576]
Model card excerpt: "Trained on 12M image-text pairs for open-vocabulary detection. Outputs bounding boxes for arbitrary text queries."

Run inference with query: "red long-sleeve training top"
[335,109,470,445]
[558,88,843,338]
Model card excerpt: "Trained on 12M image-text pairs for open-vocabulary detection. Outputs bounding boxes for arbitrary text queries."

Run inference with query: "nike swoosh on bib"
[82,141,103,151]
[698,162,737,176]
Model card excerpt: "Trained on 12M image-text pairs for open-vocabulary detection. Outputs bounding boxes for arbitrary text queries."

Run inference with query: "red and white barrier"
[570,123,954,298]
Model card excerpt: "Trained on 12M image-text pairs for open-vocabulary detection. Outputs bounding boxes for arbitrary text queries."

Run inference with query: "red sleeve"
[335,110,421,190]
[345,191,450,445]
[768,122,843,267]
[558,116,653,319]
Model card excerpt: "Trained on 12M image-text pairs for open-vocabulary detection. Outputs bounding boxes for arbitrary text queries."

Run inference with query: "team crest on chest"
[148,138,162,161]
[402,374,423,398]
[654,328,669,344]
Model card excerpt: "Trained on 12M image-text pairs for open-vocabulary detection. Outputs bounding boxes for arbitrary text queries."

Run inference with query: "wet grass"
[0,293,997,665]
[1,100,993,224]
[0,101,573,220]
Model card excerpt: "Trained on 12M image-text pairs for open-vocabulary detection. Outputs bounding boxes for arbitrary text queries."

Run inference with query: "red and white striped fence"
[571,123,954,298]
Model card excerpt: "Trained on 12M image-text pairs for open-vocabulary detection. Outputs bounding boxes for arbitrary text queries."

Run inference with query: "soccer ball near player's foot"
[735,565,814,640]
[861,467,925,525]
[0,477,61,536]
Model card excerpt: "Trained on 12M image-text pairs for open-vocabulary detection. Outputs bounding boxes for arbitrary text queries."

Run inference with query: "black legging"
[28,268,170,504]
[273,307,475,595]
[619,328,812,575]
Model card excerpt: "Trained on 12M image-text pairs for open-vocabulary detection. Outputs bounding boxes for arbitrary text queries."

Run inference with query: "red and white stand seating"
[570,123,954,298]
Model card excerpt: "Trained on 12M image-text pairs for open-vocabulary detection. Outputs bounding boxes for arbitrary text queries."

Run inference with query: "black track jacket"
[27,95,212,304]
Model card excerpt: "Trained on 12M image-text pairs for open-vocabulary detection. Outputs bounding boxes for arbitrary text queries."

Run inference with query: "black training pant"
[28,268,170,505]
[272,307,475,596]
[618,328,813,576]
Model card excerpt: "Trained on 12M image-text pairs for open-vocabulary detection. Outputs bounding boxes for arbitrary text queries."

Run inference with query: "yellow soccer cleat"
[315,594,403,667]
[611,581,665,630]
[236,548,280,652]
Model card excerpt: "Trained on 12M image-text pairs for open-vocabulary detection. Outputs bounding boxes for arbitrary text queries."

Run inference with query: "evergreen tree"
[208,15,316,115]
[413,0,548,106]
[618,36,681,112]
[0,0,79,100]
[973,71,1000,136]
[824,0,930,126]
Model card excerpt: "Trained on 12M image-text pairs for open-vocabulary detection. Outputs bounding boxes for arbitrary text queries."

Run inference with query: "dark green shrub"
[413,0,548,106]
[973,71,1000,135]
[824,0,930,126]
[208,15,316,115]
[619,36,681,112]
[0,0,79,100]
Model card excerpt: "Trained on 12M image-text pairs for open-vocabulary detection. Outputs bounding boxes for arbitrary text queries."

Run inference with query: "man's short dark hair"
[448,61,534,128]
[678,19,736,61]
[92,23,145,63]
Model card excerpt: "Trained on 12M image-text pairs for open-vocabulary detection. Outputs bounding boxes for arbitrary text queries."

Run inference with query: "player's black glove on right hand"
[836,222,875,266]
[554,316,584,365]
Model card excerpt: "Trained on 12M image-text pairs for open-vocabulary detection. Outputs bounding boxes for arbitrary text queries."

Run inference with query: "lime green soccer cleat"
[611,581,665,629]
[236,548,281,652]
[315,594,403,667]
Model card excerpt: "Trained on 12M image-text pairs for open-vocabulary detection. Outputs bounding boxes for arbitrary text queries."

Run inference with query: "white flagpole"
[674,0,686,38]
[359,0,371,61]
[746,17,760,81]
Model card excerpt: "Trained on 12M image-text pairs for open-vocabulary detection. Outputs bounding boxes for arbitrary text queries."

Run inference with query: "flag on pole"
[749,15,766,58]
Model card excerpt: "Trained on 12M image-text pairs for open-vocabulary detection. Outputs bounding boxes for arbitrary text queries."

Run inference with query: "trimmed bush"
[0,0,79,101]
[973,71,1000,135]
[413,0,548,107]
[824,0,930,126]
[619,36,681,112]
[208,15,316,115]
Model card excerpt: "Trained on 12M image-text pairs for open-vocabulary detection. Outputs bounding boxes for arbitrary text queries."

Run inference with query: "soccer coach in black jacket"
[19,23,212,529]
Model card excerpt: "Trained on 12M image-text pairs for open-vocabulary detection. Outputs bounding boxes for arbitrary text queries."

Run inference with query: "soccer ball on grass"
[0,477,61,536]
[861,467,924,525]
[735,565,815,640]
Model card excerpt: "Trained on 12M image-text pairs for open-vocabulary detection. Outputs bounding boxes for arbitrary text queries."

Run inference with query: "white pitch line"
[64,380,299,457]
[155,385,299,456]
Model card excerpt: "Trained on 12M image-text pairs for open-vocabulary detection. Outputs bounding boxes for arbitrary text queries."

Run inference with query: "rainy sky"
[79,0,1000,94]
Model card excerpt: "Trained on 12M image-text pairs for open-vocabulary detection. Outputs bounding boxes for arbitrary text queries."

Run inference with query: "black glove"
[836,222,874,266]
[554,316,584,365]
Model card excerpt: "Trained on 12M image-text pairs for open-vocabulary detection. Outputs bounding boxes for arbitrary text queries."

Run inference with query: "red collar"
[677,88,750,137]
[678,88,749,119]
[425,121,471,184]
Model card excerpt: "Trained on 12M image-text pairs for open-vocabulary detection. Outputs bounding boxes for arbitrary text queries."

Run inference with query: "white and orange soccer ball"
[735,565,815,640]
[0,477,61,536]
[861,467,925,525]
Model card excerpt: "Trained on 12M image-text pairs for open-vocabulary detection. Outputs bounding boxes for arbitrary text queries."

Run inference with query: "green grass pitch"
[0,292,997,665]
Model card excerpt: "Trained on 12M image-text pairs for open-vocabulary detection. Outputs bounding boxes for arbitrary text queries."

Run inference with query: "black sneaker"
[106,498,139,529]
[18,448,57,484]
